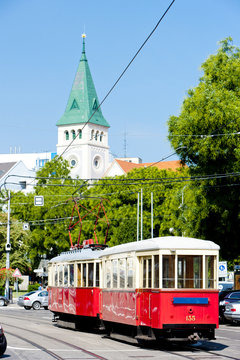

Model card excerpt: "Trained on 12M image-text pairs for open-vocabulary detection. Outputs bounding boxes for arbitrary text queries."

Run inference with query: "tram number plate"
[186,315,196,321]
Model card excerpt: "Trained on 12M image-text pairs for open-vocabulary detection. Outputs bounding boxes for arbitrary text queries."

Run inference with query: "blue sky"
[0,0,239,163]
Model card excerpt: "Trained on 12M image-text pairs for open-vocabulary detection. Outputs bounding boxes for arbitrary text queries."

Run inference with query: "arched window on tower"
[78,129,82,139]
[100,132,104,142]
[72,130,76,140]
[91,130,94,140]
[65,131,69,141]
[95,131,99,141]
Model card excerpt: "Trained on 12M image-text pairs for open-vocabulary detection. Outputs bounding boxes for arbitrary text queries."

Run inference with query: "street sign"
[12,268,22,278]
[34,196,44,206]
[23,223,29,230]
[219,261,227,278]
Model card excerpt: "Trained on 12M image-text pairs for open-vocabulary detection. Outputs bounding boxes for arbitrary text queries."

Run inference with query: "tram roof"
[49,248,103,263]
[49,237,219,264]
[98,236,220,257]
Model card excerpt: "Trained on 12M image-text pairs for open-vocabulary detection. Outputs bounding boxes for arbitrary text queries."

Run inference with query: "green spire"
[57,34,110,128]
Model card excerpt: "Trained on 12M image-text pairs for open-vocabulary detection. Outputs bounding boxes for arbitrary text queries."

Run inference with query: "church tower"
[56,34,110,179]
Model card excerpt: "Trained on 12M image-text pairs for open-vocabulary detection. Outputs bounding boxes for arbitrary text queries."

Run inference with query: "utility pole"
[5,191,11,300]
[137,192,139,241]
[141,189,143,241]
[151,192,153,238]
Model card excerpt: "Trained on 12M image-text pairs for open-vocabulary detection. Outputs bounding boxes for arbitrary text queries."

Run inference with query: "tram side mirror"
[5,243,11,252]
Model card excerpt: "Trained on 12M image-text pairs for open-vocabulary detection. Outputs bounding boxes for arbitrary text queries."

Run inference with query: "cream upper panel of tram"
[99,237,219,258]
[49,248,103,264]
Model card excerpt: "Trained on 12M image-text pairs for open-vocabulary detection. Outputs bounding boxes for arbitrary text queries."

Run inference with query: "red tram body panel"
[49,287,101,317]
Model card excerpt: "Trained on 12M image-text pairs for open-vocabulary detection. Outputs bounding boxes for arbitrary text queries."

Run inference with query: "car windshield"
[23,291,36,297]
[229,292,240,299]
[219,291,231,301]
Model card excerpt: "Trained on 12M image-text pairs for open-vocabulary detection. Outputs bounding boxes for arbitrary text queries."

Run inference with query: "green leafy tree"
[80,166,186,246]
[0,212,32,274]
[168,38,240,259]
[11,157,84,268]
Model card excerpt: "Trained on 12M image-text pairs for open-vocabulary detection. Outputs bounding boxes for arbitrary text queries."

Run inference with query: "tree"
[0,212,32,274]
[168,38,240,259]
[11,157,84,268]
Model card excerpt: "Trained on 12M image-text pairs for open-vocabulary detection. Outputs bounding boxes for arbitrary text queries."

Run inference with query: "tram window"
[106,261,111,288]
[83,263,87,287]
[95,263,100,287]
[69,264,74,286]
[143,259,147,288]
[88,263,94,287]
[77,264,82,287]
[59,265,63,286]
[112,260,118,288]
[163,255,175,288]
[119,258,126,288]
[154,255,159,288]
[54,265,58,286]
[206,256,215,288]
[127,258,134,288]
[178,255,202,289]
[142,258,152,288]
[148,259,152,288]
[64,265,68,286]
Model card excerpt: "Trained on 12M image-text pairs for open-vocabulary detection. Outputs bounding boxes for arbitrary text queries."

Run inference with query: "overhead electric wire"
[170,131,240,138]
[55,0,176,161]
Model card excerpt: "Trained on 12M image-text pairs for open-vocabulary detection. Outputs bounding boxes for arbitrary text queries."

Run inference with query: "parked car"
[218,281,234,292]
[219,290,240,322]
[224,302,240,323]
[0,325,7,356]
[0,296,9,307]
[17,291,37,307]
[22,290,48,310]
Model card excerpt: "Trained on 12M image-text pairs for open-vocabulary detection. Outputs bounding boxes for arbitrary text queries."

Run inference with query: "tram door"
[139,256,153,326]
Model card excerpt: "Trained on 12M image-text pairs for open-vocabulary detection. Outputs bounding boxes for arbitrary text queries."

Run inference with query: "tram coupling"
[52,314,59,323]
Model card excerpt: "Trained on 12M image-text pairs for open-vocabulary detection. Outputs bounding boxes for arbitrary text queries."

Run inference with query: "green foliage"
[11,158,187,265]
[0,213,32,274]
[168,38,240,260]
[28,283,40,291]
[11,157,83,268]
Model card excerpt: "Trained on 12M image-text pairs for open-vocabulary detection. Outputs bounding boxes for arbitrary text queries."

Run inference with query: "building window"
[91,130,94,140]
[92,98,98,110]
[93,156,101,170]
[70,99,79,110]
[19,181,26,190]
[95,131,99,141]
[78,129,82,139]
[72,130,76,139]
[100,132,103,142]
[65,131,69,141]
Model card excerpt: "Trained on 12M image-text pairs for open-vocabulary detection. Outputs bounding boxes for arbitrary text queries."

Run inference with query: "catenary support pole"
[5,191,11,300]
[151,192,153,238]
[137,192,139,241]
[141,189,143,241]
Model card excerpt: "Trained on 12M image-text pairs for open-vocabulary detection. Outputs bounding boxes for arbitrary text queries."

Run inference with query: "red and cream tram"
[48,236,219,343]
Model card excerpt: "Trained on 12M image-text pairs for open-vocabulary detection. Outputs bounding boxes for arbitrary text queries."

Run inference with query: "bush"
[28,283,40,292]
[0,287,4,296]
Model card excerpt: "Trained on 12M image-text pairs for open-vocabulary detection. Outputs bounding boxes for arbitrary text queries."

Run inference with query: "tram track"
[4,330,65,360]
[1,314,239,360]
[2,321,107,360]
